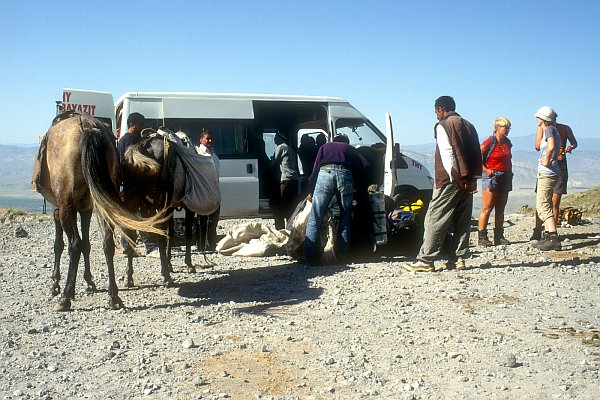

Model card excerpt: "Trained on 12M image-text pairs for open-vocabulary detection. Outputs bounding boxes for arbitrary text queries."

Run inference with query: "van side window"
[166,118,253,158]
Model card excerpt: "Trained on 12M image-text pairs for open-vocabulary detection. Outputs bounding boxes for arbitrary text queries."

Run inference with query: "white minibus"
[59,89,433,221]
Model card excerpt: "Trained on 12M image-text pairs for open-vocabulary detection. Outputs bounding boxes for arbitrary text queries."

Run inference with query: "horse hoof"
[50,285,60,297]
[109,297,125,310]
[185,266,196,273]
[126,280,135,288]
[164,277,175,287]
[86,283,98,293]
[54,298,71,312]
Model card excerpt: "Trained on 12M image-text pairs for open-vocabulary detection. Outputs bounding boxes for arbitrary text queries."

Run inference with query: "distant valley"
[1,135,599,211]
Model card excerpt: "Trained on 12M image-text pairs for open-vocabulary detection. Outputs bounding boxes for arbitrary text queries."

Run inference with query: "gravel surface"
[1,211,599,400]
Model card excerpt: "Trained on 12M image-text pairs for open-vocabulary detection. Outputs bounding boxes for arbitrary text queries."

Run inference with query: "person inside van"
[298,134,318,176]
[315,133,327,149]
[270,131,300,230]
[298,134,318,195]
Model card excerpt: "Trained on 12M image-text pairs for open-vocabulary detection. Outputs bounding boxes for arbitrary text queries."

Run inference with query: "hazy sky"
[2,1,598,146]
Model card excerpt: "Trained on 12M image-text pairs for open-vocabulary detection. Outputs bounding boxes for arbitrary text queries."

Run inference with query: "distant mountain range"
[2,135,599,201]
[401,134,600,190]
[0,144,38,195]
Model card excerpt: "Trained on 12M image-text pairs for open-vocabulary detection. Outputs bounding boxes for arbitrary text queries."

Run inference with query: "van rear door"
[60,88,115,131]
[383,112,397,196]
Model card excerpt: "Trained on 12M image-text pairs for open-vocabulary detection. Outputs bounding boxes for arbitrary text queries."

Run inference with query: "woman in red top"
[478,117,513,246]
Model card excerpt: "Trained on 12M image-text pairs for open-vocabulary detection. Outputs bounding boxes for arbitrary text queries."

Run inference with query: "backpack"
[558,207,583,225]
[483,135,497,165]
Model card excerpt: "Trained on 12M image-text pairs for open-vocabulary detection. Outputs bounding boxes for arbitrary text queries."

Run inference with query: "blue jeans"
[304,166,354,264]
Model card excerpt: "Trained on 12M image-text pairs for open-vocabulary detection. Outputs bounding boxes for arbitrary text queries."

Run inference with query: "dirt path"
[0,211,599,399]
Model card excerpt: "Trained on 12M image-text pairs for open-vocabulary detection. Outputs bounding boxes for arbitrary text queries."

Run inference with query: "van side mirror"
[394,143,408,169]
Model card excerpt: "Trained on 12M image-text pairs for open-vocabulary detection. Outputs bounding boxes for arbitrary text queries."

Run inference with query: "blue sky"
[1,1,599,146]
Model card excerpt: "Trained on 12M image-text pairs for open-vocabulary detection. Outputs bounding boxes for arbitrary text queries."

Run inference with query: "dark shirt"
[117,132,141,165]
[308,141,369,193]
[298,143,318,177]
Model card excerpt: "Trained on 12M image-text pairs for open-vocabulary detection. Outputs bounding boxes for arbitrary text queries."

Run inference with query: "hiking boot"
[494,228,510,246]
[532,232,561,251]
[403,260,435,272]
[478,229,493,247]
[530,227,542,241]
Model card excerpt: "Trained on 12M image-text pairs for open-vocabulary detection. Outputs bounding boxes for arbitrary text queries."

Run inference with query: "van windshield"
[335,118,385,147]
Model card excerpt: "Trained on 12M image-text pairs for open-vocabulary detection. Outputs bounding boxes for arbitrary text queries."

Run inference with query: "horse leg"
[184,208,196,273]
[100,219,124,310]
[156,234,174,287]
[122,229,136,288]
[165,231,174,274]
[50,209,64,297]
[126,253,135,288]
[80,210,97,292]
[55,210,82,311]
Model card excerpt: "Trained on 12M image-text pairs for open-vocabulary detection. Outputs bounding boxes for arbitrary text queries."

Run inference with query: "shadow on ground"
[155,262,353,313]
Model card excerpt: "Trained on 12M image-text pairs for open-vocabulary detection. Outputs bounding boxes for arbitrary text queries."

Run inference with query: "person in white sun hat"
[532,106,561,251]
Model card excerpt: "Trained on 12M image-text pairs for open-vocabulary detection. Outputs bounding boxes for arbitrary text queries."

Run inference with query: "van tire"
[391,186,431,256]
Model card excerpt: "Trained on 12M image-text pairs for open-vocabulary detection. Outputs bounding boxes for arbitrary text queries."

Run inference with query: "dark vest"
[433,112,482,188]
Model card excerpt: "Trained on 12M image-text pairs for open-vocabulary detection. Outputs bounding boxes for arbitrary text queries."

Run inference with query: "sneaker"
[439,258,466,271]
[438,260,455,271]
[146,249,161,258]
[403,261,434,272]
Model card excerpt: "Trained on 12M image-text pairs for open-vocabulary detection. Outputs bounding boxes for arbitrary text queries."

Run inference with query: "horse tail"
[80,125,170,237]
[121,135,178,224]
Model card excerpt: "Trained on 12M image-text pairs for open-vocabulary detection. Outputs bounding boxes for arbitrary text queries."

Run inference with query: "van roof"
[115,91,349,105]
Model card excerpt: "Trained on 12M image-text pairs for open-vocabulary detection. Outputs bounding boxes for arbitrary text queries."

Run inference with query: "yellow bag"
[401,199,424,212]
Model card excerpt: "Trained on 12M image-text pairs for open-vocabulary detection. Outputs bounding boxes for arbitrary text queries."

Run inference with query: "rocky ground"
[0,209,599,400]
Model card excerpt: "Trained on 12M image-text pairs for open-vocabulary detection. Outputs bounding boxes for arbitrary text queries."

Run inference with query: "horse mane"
[121,132,180,223]
[124,137,162,176]
[52,110,81,126]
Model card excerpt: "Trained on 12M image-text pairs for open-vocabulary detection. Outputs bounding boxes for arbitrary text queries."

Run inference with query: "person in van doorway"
[196,130,221,251]
[477,117,513,246]
[270,132,300,230]
[304,134,368,265]
[531,106,562,251]
[297,134,318,194]
[118,112,145,165]
[315,133,327,150]
[404,96,482,272]
[298,134,318,177]
[530,113,578,240]
[118,112,159,257]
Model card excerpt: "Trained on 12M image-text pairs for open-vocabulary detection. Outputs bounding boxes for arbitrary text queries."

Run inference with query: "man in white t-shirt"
[196,131,221,251]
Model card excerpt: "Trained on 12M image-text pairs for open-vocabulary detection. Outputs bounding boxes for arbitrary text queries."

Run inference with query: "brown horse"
[120,129,220,287]
[34,112,168,311]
